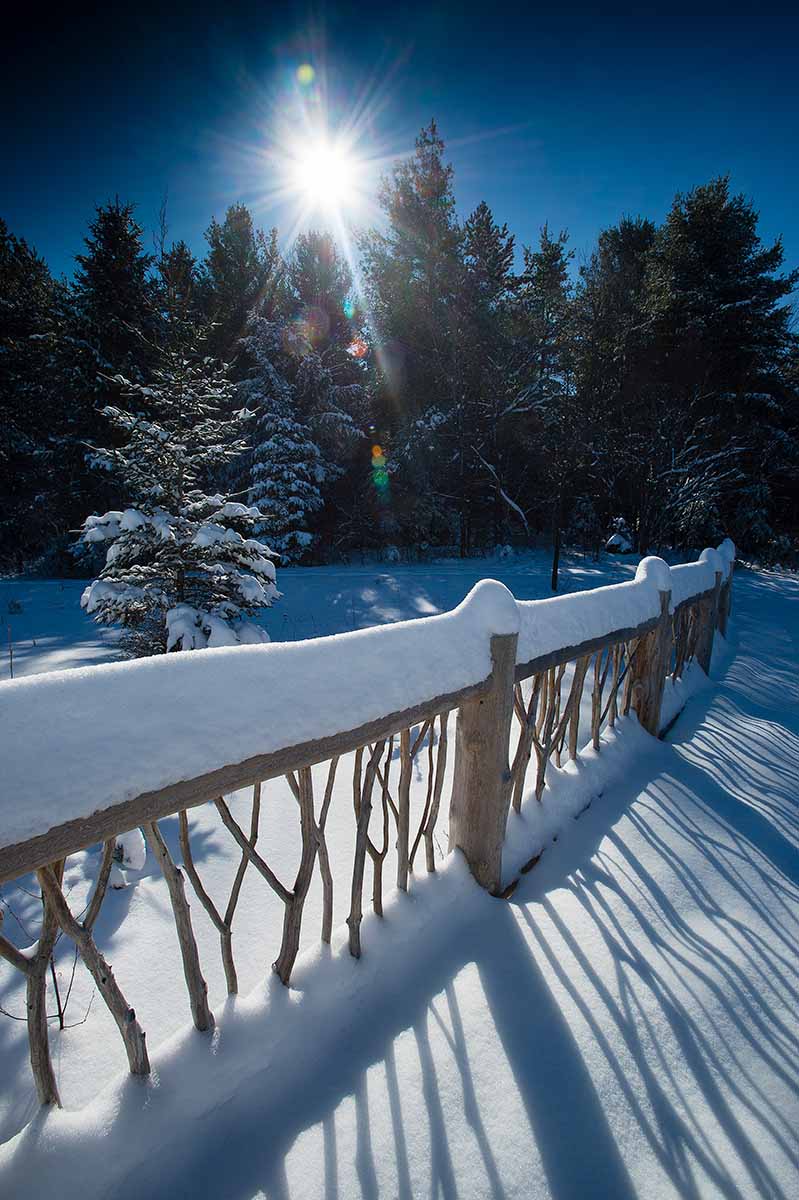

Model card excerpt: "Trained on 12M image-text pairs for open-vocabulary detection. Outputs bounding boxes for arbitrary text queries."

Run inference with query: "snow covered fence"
[0,540,735,1107]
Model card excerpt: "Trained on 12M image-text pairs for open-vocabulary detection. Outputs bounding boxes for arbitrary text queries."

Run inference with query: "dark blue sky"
[3,0,798,279]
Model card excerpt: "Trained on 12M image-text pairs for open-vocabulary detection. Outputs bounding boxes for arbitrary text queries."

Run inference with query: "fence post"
[718,573,732,637]
[448,630,518,895]
[696,570,722,674]
[630,588,672,736]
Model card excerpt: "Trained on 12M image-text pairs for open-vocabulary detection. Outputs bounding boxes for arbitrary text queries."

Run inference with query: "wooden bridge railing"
[0,540,735,1107]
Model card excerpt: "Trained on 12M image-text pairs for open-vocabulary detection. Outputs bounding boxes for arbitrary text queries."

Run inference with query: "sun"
[288,137,361,214]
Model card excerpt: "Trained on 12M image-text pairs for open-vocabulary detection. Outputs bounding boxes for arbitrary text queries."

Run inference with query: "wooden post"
[718,574,732,637]
[629,589,672,735]
[448,631,518,894]
[695,571,722,675]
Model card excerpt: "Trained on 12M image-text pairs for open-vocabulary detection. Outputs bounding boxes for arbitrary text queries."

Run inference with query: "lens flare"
[289,138,360,213]
[296,63,315,87]
[371,444,390,501]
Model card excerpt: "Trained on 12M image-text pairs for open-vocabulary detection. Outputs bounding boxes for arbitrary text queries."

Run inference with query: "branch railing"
[0,540,735,1107]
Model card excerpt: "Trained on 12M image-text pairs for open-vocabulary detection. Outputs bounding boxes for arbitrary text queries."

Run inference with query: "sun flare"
[289,138,361,213]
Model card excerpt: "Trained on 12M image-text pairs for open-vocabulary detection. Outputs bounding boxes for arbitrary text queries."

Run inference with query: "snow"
[668,561,711,605]
[0,562,797,1199]
[115,828,146,872]
[517,556,670,665]
[0,579,517,852]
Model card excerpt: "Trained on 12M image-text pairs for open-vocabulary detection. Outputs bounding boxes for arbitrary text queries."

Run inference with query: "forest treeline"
[2,121,798,586]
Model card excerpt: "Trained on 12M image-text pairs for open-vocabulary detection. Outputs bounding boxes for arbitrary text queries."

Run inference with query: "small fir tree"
[80,318,279,656]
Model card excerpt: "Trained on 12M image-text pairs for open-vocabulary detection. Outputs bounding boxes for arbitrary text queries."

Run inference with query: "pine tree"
[201,205,284,360]
[57,200,158,541]
[72,199,155,382]
[286,231,365,464]
[460,201,526,545]
[0,221,61,563]
[360,122,474,550]
[645,177,799,552]
[572,217,658,546]
[514,225,580,588]
[80,314,279,656]
[238,315,325,562]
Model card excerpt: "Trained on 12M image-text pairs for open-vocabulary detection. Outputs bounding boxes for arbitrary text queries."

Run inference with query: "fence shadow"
[18,687,785,1200]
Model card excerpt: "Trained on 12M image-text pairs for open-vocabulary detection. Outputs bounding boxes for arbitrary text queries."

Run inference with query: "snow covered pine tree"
[80,331,279,655]
[238,315,326,562]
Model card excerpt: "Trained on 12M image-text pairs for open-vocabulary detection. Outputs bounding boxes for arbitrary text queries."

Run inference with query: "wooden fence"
[0,543,735,1107]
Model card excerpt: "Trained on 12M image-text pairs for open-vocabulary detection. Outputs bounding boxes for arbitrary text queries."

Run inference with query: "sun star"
[289,137,361,214]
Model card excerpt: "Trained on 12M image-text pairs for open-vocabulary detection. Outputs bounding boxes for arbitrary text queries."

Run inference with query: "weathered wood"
[567,655,591,761]
[316,759,338,945]
[695,571,722,675]
[274,768,318,984]
[409,727,435,871]
[179,807,241,995]
[608,643,621,727]
[144,822,213,1032]
[629,590,672,735]
[396,729,412,892]
[448,632,518,894]
[347,742,384,958]
[673,586,716,615]
[0,926,32,975]
[425,713,449,872]
[214,798,291,904]
[0,678,490,888]
[83,839,116,932]
[365,739,393,916]
[221,782,262,989]
[510,675,542,813]
[18,862,64,1105]
[590,651,603,751]
[38,863,150,1077]
[514,615,661,683]
[718,575,732,636]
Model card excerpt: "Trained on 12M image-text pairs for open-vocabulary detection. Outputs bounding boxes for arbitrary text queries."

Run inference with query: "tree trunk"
[551,498,562,592]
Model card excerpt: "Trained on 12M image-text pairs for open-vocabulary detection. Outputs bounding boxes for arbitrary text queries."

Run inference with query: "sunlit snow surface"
[1,555,798,1200]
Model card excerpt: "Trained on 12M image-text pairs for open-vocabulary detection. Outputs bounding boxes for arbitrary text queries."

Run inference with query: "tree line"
[2,121,797,606]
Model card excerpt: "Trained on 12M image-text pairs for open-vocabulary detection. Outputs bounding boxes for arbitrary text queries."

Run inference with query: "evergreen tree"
[80,314,279,656]
[238,315,325,562]
[361,122,477,550]
[460,201,526,545]
[0,221,61,563]
[645,177,799,552]
[158,239,201,323]
[573,217,659,547]
[514,225,580,588]
[201,205,284,360]
[286,231,365,463]
[72,199,155,382]
[57,200,158,540]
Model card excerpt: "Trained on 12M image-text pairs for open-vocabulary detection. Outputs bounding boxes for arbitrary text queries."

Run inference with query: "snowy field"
[0,549,641,681]
[1,553,798,1199]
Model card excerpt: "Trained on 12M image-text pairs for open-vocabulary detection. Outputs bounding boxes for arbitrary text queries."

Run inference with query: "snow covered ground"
[0,549,639,680]
[1,553,798,1199]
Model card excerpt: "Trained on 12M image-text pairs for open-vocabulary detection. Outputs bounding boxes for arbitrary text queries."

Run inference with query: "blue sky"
[3,0,797,280]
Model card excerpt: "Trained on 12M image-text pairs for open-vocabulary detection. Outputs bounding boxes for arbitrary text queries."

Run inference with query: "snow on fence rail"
[0,540,735,1107]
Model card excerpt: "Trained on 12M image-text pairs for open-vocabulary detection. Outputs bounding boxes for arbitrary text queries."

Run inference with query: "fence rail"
[0,540,735,1108]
